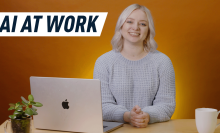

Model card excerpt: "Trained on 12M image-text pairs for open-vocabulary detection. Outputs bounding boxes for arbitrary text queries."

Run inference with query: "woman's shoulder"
[151,50,170,58]
[95,50,120,65]
[150,50,173,64]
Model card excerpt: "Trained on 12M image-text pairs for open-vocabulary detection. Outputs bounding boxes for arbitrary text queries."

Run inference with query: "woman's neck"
[120,41,148,61]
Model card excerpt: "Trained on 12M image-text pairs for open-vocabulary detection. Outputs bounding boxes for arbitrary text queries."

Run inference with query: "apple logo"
[62,99,69,109]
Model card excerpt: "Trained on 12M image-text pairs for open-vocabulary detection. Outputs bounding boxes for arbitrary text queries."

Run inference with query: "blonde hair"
[111,4,158,52]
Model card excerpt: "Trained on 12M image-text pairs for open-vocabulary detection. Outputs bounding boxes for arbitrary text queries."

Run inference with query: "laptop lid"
[30,76,103,133]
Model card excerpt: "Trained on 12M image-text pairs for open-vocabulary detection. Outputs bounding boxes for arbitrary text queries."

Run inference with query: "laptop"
[30,76,123,133]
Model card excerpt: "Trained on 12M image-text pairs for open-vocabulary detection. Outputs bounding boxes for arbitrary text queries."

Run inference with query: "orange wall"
[1,0,220,124]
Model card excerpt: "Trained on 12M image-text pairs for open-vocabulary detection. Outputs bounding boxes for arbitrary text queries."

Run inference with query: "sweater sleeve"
[93,57,129,123]
[142,56,176,124]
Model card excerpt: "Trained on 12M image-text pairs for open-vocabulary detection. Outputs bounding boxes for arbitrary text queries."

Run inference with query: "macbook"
[30,76,123,133]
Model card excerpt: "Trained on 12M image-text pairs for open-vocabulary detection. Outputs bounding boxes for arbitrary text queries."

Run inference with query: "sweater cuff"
[112,108,128,123]
[142,107,158,124]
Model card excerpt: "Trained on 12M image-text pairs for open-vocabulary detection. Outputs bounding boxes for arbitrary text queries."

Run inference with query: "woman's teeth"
[129,32,140,36]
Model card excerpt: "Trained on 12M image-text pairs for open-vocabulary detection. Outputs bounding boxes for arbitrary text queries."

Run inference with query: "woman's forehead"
[127,9,148,21]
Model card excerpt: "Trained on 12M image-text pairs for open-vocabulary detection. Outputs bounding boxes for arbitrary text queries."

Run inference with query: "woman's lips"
[129,32,140,37]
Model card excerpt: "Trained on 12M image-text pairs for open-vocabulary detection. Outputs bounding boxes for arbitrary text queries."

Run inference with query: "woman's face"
[121,9,149,45]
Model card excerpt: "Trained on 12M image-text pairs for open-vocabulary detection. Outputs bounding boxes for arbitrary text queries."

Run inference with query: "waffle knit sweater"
[93,50,176,124]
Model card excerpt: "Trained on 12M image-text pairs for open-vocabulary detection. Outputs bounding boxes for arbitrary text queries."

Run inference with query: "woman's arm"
[93,57,129,123]
[142,56,176,124]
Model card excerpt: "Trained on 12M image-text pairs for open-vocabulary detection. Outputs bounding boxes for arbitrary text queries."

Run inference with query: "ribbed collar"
[115,50,152,66]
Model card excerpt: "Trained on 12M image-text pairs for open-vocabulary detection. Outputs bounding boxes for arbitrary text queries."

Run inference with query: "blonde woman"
[93,4,175,128]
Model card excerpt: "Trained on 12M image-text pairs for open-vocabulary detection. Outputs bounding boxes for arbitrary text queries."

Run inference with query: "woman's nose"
[132,23,139,30]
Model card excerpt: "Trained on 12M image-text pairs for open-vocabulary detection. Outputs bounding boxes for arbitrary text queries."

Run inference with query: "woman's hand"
[124,105,150,128]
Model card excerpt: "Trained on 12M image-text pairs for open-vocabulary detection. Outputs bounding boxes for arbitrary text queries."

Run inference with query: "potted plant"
[5,94,43,133]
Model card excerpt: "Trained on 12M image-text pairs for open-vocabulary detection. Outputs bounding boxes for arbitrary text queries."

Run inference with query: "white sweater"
[93,50,176,124]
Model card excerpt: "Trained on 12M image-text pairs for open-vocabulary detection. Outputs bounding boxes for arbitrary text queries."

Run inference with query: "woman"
[93,4,176,128]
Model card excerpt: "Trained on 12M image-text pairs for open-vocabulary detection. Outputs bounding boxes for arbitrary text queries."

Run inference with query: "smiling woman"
[121,9,149,47]
[93,4,176,128]
[111,4,157,53]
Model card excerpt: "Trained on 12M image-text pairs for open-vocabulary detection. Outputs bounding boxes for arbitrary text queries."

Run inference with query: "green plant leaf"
[16,106,23,112]
[9,115,16,119]
[32,107,37,111]
[21,96,29,103]
[22,112,28,117]
[22,101,28,106]
[33,102,43,107]
[25,108,33,116]
[8,106,15,110]
[9,103,15,107]
[28,94,34,102]
[30,108,38,115]
[15,102,20,109]
[30,101,36,105]
[13,110,22,115]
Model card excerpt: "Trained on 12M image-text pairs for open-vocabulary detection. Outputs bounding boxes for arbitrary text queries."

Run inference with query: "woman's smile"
[121,9,149,44]
[129,32,140,36]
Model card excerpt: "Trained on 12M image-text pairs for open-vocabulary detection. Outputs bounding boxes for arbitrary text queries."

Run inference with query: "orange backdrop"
[1,0,220,124]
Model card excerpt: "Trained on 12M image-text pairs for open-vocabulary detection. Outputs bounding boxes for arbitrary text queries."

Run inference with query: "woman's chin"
[127,40,143,45]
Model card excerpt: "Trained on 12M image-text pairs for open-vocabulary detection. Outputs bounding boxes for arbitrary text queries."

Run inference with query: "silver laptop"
[30,76,123,133]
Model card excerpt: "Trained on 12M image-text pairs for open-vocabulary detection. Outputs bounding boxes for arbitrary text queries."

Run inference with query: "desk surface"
[1,119,220,133]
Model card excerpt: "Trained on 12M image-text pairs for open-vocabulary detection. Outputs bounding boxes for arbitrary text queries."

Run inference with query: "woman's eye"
[140,23,146,26]
[127,21,132,23]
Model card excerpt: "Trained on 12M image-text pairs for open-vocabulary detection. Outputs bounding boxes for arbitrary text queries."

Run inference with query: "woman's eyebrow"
[126,18,135,20]
[126,18,148,22]
[140,20,148,22]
